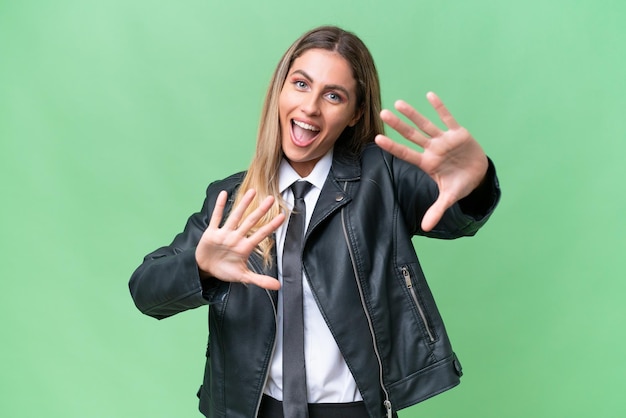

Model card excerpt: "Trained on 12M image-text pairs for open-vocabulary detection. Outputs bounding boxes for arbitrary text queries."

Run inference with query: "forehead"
[289,48,356,90]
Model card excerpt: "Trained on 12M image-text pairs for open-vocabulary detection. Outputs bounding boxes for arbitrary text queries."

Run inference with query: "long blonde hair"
[233,26,384,265]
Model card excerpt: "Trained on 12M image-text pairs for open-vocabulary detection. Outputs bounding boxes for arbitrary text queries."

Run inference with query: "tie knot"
[290,181,312,200]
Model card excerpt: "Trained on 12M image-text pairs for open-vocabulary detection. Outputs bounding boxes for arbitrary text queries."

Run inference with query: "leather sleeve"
[382,147,501,239]
[128,173,244,319]
[456,158,500,220]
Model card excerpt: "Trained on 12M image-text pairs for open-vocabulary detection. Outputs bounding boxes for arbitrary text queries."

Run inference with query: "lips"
[291,119,320,146]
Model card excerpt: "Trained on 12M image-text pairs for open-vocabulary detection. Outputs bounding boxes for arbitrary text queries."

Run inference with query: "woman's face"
[279,48,361,177]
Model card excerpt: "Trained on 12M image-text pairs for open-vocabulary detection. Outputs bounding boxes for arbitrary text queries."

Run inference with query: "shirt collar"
[278,149,333,194]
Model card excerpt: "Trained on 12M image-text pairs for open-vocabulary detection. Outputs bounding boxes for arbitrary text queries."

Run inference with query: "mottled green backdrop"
[1,0,625,417]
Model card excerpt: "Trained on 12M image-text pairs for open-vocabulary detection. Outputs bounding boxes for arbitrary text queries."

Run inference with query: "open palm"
[195,189,285,290]
[375,92,488,232]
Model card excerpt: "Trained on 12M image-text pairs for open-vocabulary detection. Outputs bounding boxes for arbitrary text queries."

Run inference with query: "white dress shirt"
[264,150,362,403]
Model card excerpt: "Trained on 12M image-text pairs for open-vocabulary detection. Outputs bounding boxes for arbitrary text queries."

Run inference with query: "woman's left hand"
[375,92,488,232]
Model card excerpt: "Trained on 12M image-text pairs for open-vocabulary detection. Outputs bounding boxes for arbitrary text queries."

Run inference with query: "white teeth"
[293,120,320,132]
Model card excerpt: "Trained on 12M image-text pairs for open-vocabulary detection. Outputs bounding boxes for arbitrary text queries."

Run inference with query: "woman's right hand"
[195,189,285,290]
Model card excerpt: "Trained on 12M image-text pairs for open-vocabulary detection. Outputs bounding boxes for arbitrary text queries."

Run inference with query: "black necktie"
[282,181,312,418]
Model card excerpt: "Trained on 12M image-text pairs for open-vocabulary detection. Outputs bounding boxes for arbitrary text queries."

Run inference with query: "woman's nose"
[301,95,321,116]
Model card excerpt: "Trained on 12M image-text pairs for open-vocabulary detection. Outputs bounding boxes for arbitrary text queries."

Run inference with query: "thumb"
[243,272,281,291]
[421,195,453,232]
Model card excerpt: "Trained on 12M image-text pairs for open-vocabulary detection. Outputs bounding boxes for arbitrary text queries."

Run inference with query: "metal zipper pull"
[384,400,392,418]
[402,265,435,342]
[402,266,412,288]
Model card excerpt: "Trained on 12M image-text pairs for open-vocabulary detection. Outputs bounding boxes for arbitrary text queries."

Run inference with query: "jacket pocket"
[401,265,436,343]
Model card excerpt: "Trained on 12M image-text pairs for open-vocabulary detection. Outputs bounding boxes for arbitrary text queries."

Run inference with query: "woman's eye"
[295,80,308,89]
[326,92,342,103]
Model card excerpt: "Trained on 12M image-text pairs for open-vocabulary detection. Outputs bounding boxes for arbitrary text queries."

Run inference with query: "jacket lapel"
[306,151,361,238]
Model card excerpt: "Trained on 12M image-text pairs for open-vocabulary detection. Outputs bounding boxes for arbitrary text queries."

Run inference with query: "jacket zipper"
[341,183,393,418]
[401,266,435,342]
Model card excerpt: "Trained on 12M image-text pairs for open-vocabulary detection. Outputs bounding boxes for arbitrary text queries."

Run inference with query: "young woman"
[130,25,500,418]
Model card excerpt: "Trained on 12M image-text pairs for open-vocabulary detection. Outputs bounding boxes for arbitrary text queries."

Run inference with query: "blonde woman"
[130,26,500,418]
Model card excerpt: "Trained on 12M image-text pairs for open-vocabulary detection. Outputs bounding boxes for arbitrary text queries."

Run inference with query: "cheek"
[278,90,290,118]
[278,97,286,120]
[331,113,355,132]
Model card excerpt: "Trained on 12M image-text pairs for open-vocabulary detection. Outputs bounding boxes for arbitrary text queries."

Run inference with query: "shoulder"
[332,143,392,180]
[360,143,389,166]
[194,171,247,221]
[357,143,423,180]
[205,171,247,197]
[332,142,426,187]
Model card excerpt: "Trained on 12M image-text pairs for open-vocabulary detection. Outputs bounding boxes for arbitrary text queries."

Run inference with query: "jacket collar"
[306,149,361,238]
[329,148,361,181]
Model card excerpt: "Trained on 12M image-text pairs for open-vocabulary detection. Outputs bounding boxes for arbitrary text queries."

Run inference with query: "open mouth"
[291,119,320,146]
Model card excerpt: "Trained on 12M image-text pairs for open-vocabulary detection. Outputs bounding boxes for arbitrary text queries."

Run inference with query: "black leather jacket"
[129,144,500,418]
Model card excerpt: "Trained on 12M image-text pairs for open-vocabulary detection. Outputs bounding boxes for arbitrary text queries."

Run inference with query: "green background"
[1,0,625,416]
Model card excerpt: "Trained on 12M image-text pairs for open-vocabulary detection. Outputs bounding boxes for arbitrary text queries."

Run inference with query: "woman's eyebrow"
[290,69,351,100]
